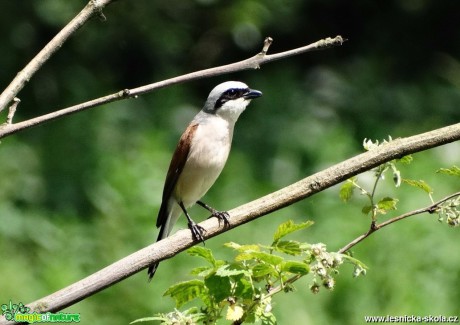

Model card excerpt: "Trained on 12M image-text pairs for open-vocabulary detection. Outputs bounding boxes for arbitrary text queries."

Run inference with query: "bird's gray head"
[202,81,262,122]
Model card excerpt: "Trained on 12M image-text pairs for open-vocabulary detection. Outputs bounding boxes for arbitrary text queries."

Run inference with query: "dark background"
[0,1,459,324]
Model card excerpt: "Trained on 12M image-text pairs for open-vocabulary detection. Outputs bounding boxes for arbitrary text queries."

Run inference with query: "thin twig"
[0,0,115,113]
[338,191,460,254]
[0,123,458,324]
[5,98,20,124]
[0,35,344,140]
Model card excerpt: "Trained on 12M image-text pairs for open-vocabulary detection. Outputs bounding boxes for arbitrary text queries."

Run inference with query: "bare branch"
[338,191,460,254]
[0,35,344,140]
[0,122,458,324]
[4,97,20,125]
[0,0,115,113]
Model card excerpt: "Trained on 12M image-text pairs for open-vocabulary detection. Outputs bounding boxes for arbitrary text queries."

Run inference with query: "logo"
[1,300,80,323]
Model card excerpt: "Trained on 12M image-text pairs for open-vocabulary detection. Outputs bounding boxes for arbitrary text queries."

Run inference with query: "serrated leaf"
[437,166,460,177]
[204,273,231,302]
[249,251,284,265]
[377,197,398,211]
[190,266,214,277]
[235,251,284,265]
[273,220,314,243]
[274,240,302,256]
[215,264,250,277]
[225,242,260,252]
[402,179,433,194]
[397,155,413,164]
[252,263,277,278]
[233,277,255,299]
[163,280,206,308]
[187,246,216,267]
[226,305,244,321]
[339,179,356,202]
[281,261,310,275]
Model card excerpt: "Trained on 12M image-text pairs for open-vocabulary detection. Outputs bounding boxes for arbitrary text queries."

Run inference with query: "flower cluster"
[307,243,344,293]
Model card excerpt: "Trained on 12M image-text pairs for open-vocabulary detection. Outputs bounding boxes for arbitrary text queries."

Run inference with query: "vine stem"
[338,191,460,254]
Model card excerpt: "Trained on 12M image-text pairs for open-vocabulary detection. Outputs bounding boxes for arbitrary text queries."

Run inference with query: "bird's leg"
[196,201,230,227]
[179,201,205,243]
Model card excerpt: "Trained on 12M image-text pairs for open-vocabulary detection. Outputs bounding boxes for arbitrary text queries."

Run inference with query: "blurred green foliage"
[0,0,459,324]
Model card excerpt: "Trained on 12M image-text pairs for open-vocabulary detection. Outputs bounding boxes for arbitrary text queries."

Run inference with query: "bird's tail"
[148,204,182,281]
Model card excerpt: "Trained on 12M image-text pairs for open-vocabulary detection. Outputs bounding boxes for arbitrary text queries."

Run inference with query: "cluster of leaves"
[340,137,460,227]
[435,166,460,227]
[132,221,365,325]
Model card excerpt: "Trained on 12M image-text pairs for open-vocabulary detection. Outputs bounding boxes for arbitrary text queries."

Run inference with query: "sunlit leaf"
[377,197,398,211]
[273,240,302,256]
[436,166,460,177]
[215,264,250,277]
[397,155,413,164]
[225,242,260,252]
[273,220,314,243]
[163,280,206,308]
[252,263,276,278]
[339,178,356,202]
[402,179,433,194]
[187,246,216,267]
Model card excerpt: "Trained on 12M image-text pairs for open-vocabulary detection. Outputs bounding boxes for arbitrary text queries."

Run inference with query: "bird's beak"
[243,88,263,100]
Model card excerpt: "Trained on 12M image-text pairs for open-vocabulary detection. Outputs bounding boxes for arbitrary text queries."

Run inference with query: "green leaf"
[397,155,413,164]
[215,264,250,277]
[190,266,214,277]
[187,246,216,267]
[377,197,398,212]
[225,242,260,252]
[437,166,460,177]
[402,179,433,194]
[273,240,302,256]
[339,178,356,202]
[250,251,284,265]
[204,273,232,302]
[281,261,310,275]
[362,205,372,215]
[163,280,206,308]
[252,263,277,278]
[233,277,255,300]
[273,220,314,243]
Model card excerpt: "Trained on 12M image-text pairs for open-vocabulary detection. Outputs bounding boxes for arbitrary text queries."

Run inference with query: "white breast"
[175,116,234,207]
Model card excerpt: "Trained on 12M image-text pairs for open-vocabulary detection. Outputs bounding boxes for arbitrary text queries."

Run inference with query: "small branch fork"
[0,35,344,139]
[338,191,460,254]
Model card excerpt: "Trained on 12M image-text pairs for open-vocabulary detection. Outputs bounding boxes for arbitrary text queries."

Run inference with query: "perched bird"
[148,81,262,280]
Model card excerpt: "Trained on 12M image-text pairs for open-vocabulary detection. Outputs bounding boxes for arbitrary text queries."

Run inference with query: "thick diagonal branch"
[1,122,458,325]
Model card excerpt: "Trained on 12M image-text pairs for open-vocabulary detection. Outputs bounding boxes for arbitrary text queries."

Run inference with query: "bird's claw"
[209,210,230,227]
[188,221,206,243]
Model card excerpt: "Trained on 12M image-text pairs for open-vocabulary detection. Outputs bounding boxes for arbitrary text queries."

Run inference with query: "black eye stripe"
[214,88,248,109]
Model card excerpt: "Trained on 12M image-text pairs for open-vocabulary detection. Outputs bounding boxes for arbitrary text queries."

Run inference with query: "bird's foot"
[209,210,230,227]
[188,221,206,243]
[196,200,230,227]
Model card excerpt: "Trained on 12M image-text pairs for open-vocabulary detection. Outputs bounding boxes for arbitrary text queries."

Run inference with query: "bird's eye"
[227,89,238,97]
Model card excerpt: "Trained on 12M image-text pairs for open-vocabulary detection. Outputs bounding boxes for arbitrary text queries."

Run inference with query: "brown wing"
[156,123,198,228]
